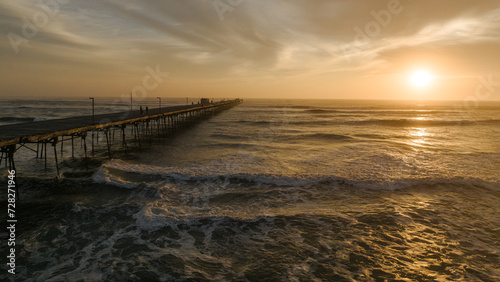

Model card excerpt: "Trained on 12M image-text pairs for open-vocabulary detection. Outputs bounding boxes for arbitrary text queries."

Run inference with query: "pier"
[0,99,242,179]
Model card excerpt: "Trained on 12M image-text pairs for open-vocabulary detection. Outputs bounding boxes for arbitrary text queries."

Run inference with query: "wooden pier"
[0,99,242,178]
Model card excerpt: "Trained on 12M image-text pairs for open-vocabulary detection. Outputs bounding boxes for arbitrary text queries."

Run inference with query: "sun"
[410,70,434,88]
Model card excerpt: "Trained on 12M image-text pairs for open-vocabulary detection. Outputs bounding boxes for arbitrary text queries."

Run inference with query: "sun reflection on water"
[409,127,432,146]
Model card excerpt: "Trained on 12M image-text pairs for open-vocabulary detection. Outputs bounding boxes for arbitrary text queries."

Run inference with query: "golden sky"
[1,0,500,101]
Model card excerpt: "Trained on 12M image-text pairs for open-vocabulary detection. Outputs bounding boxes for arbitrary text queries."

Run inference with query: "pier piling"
[0,99,242,179]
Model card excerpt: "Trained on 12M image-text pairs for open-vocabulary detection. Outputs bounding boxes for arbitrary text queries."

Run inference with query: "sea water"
[0,98,499,281]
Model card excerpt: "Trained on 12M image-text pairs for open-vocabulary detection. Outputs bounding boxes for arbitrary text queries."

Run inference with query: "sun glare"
[410,70,434,88]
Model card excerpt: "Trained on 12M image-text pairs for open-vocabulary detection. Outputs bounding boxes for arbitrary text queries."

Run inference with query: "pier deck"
[0,99,242,178]
[0,100,240,148]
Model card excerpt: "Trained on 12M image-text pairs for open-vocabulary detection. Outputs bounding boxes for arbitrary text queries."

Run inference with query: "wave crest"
[94,160,500,192]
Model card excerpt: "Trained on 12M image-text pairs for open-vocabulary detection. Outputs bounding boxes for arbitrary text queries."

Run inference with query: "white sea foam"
[96,159,500,193]
[133,205,171,231]
[91,166,139,189]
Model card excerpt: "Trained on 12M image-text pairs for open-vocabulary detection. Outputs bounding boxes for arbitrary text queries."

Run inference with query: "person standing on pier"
[146,106,149,115]
[140,106,143,115]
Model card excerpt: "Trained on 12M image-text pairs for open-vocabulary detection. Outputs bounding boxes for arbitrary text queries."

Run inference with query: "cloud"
[1,0,500,98]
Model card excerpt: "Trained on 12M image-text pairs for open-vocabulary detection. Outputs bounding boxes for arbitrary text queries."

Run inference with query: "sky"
[1,0,500,101]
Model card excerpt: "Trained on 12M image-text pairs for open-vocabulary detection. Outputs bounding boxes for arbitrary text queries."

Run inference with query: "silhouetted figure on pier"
[146,106,149,115]
[140,106,143,115]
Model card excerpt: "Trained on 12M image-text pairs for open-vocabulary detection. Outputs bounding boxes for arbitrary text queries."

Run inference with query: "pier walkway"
[0,99,242,178]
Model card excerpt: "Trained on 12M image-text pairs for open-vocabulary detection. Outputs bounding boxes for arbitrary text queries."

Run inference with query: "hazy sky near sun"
[1,0,500,101]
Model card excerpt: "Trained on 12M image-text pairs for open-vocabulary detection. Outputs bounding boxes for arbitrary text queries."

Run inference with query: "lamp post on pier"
[157,97,161,114]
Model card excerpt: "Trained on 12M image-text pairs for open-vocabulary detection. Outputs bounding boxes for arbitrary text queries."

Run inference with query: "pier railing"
[0,99,242,180]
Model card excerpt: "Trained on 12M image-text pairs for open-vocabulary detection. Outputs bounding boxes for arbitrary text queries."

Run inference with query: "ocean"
[1,98,499,281]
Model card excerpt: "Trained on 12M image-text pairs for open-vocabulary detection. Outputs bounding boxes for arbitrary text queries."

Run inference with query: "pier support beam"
[105,128,112,159]
[60,137,64,159]
[121,125,128,153]
[83,133,88,158]
[134,123,141,147]
[52,138,60,178]
[40,141,44,162]
[0,100,242,179]
[44,141,48,171]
